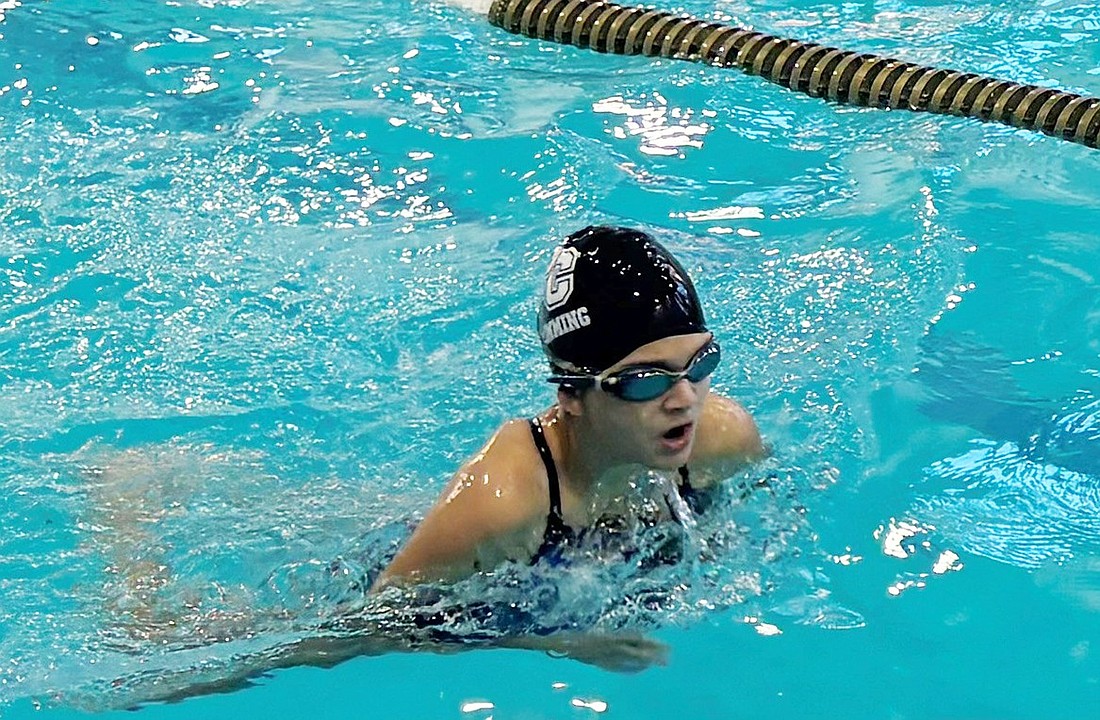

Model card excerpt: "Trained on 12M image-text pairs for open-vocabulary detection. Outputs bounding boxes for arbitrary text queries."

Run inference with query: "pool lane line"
[488,0,1100,149]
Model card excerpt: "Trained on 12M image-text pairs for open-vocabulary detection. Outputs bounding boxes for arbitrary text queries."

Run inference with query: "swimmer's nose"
[661,376,698,411]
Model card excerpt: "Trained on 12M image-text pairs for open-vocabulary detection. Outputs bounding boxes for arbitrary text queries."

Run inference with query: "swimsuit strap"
[676,464,714,514]
[677,465,692,491]
[529,417,563,520]
[528,420,707,561]
[528,417,572,552]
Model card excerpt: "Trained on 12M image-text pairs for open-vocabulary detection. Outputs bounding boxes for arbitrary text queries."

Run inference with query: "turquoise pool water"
[2,0,1099,716]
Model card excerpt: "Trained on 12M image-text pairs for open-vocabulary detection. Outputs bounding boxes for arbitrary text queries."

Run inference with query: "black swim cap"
[537,226,707,373]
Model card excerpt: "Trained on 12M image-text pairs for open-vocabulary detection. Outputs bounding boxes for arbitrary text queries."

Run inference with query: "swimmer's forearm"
[277,629,666,674]
[271,634,415,668]
[124,629,659,706]
[494,631,668,672]
[127,633,445,705]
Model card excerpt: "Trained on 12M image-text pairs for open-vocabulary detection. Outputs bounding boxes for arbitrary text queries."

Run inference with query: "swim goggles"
[547,340,721,402]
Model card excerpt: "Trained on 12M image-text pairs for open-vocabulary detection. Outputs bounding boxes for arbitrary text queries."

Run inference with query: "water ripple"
[914,396,1100,569]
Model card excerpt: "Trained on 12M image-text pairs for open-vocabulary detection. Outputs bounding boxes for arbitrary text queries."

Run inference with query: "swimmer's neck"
[544,406,649,503]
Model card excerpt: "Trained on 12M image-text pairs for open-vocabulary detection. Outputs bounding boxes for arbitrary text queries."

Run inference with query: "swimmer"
[375,225,762,589]
[92,226,763,704]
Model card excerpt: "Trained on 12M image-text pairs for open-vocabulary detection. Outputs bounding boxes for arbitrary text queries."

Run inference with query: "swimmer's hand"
[502,632,669,673]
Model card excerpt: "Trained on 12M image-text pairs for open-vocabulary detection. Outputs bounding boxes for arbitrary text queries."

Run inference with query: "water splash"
[0,446,826,710]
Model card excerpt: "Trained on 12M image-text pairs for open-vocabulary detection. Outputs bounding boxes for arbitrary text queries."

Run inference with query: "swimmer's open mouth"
[663,423,691,440]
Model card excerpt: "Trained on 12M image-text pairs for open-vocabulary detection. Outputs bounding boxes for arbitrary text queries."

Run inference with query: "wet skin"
[374,332,763,590]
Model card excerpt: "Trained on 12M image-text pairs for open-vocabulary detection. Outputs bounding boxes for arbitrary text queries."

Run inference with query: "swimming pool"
[2,0,1099,716]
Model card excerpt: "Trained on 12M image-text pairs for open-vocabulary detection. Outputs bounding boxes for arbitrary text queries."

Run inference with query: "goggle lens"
[604,341,721,401]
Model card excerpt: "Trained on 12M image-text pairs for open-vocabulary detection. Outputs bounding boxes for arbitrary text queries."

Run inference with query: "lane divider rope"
[488,0,1100,148]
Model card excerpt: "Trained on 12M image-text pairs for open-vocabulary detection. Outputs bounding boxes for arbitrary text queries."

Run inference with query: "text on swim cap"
[544,246,580,310]
[540,306,590,345]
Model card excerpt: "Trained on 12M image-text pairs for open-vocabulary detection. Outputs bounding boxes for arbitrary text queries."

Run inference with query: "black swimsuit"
[393,420,713,641]
[528,416,708,563]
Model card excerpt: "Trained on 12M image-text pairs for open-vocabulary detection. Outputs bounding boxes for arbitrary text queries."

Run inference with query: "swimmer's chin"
[651,429,696,468]
[645,450,694,473]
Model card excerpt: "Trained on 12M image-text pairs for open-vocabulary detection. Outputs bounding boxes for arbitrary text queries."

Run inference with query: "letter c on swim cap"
[544,246,579,311]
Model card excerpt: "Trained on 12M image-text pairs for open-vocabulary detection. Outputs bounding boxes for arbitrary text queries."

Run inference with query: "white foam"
[437,0,493,16]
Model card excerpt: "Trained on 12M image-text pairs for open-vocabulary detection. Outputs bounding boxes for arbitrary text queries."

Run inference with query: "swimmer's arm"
[497,632,668,673]
[687,392,766,489]
[138,625,664,704]
[371,480,504,589]
[125,631,463,705]
[269,627,666,675]
[373,420,543,590]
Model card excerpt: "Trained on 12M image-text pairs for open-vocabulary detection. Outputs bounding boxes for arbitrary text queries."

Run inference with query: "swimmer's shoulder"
[484,415,552,482]
[687,392,765,487]
[374,418,551,588]
[437,417,550,533]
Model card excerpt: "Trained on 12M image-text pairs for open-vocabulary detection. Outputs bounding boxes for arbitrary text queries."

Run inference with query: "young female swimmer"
[108,226,763,703]
[374,225,763,590]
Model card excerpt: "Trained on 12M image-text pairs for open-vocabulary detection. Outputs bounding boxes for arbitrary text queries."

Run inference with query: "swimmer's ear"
[557,386,585,416]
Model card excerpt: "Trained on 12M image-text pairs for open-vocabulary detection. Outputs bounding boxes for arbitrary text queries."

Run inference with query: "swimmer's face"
[577,332,713,470]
